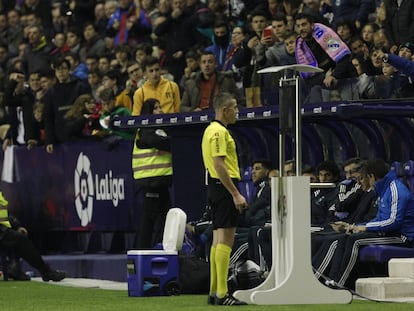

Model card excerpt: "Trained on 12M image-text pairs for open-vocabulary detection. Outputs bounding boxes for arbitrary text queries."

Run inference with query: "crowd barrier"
[3,100,414,253]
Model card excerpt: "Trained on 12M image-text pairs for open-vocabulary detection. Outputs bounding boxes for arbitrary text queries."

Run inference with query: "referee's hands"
[233,193,248,214]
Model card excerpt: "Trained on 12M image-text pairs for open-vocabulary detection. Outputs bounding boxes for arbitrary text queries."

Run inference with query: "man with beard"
[205,20,233,71]
[294,13,356,90]
[180,51,241,112]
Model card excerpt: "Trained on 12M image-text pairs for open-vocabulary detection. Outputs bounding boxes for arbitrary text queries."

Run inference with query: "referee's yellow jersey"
[201,120,241,180]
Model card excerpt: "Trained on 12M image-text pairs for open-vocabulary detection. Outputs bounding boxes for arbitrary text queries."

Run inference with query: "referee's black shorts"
[207,178,239,229]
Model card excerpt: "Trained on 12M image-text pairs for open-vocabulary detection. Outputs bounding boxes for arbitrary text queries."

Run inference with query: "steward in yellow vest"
[132,128,172,187]
[132,98,173,249]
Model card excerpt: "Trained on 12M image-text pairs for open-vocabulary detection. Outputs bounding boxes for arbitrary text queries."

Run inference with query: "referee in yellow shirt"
[201,92,248,306]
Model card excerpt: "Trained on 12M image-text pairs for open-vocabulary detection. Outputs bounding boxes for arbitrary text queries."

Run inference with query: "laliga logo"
[74,153,94,226]
[74,153,125,227]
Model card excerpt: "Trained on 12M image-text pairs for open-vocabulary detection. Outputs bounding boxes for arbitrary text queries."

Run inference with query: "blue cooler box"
[127,250,180,297]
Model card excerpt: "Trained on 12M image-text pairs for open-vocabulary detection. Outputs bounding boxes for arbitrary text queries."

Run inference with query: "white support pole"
[234,176,352,305]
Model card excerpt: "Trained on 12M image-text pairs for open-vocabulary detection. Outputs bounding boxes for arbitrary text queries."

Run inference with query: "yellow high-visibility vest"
[132,131,173,180]
[0,192,11,228]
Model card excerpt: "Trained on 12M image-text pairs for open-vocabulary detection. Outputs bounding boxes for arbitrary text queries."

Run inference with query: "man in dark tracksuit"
[327,160,414,287]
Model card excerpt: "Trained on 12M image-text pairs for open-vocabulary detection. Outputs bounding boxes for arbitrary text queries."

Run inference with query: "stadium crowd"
[0,0,413,149]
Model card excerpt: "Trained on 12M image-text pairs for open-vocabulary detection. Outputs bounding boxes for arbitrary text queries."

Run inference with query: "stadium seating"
[239,166,255,203]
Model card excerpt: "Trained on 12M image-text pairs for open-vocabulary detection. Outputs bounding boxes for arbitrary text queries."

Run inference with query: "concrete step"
[389,258,414,278]
[356,277,414,299]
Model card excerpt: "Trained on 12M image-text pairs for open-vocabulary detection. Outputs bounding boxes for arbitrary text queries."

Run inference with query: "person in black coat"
[43,58,90,153]
[2,70,35,149]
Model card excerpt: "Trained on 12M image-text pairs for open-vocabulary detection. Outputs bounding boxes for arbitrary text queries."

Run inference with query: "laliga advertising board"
[7,141,135,232]
[66,142,134,230]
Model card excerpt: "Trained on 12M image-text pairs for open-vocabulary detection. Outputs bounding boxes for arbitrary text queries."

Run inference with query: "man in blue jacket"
[327,159,414,287]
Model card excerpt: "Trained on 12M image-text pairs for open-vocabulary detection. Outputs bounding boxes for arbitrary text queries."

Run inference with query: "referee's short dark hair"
[213,92,235,110]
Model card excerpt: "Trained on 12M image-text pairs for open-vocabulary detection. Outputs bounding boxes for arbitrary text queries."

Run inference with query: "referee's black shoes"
[216,294,247,306]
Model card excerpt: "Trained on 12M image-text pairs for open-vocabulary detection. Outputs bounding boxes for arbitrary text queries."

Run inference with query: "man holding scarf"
[294,13,357,92]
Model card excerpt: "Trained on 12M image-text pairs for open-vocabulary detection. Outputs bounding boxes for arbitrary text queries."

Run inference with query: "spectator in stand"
[0,13,8,45]
[373,1,386,29]
[294,13,357,102]
[335,19,356,47]
[98,54,111,76]
[205,20,233,72]
[351,53,375,99]
[104,0,118,23]
[180,49,201,88]
[115,61,143,111]
[226,26,246,91]
[79,22,106,64]
[114,44,130,86]
[384,0,414,53]
[16,0,52,30]
[50,32,70,57]
[0,43,9,84]
[64,52,88,81]
[153,0,197,83]
[85,54,99,73]
[376,48,414,98]
[134,42,153,68]
[87,69,102,100]
[330,0,376,30]
[38,70,56,100]
[233,10,269,107]
[181,51,241,112]
[361,22,379,51]
[99,87,134,139]
[398,42,414,61]
[2,70,35,150]
[6,9,24,57]
[29,101,45,148]
[64,93,102,141]
[275,0,301,24]
[141,0,159,26]
[366,46,385,76]
[349,36,369,59]
[65,26,82,56]
[26,71,44,104]
[298,0,325,22]
[22,25,54,76]
[372,28,391,51]
[100,69,123,101]
[132,56,181,115]
[94,2,108,35]
[256,13,287,67]
[43,58,90,153]
[65,0,97,28]
[51,1,70,35]
[106,0,152,47]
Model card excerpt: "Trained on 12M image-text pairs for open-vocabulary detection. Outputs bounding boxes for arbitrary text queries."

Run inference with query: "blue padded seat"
[403,160,414,194]
[359,244,414,263]
[239,166,255,203]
